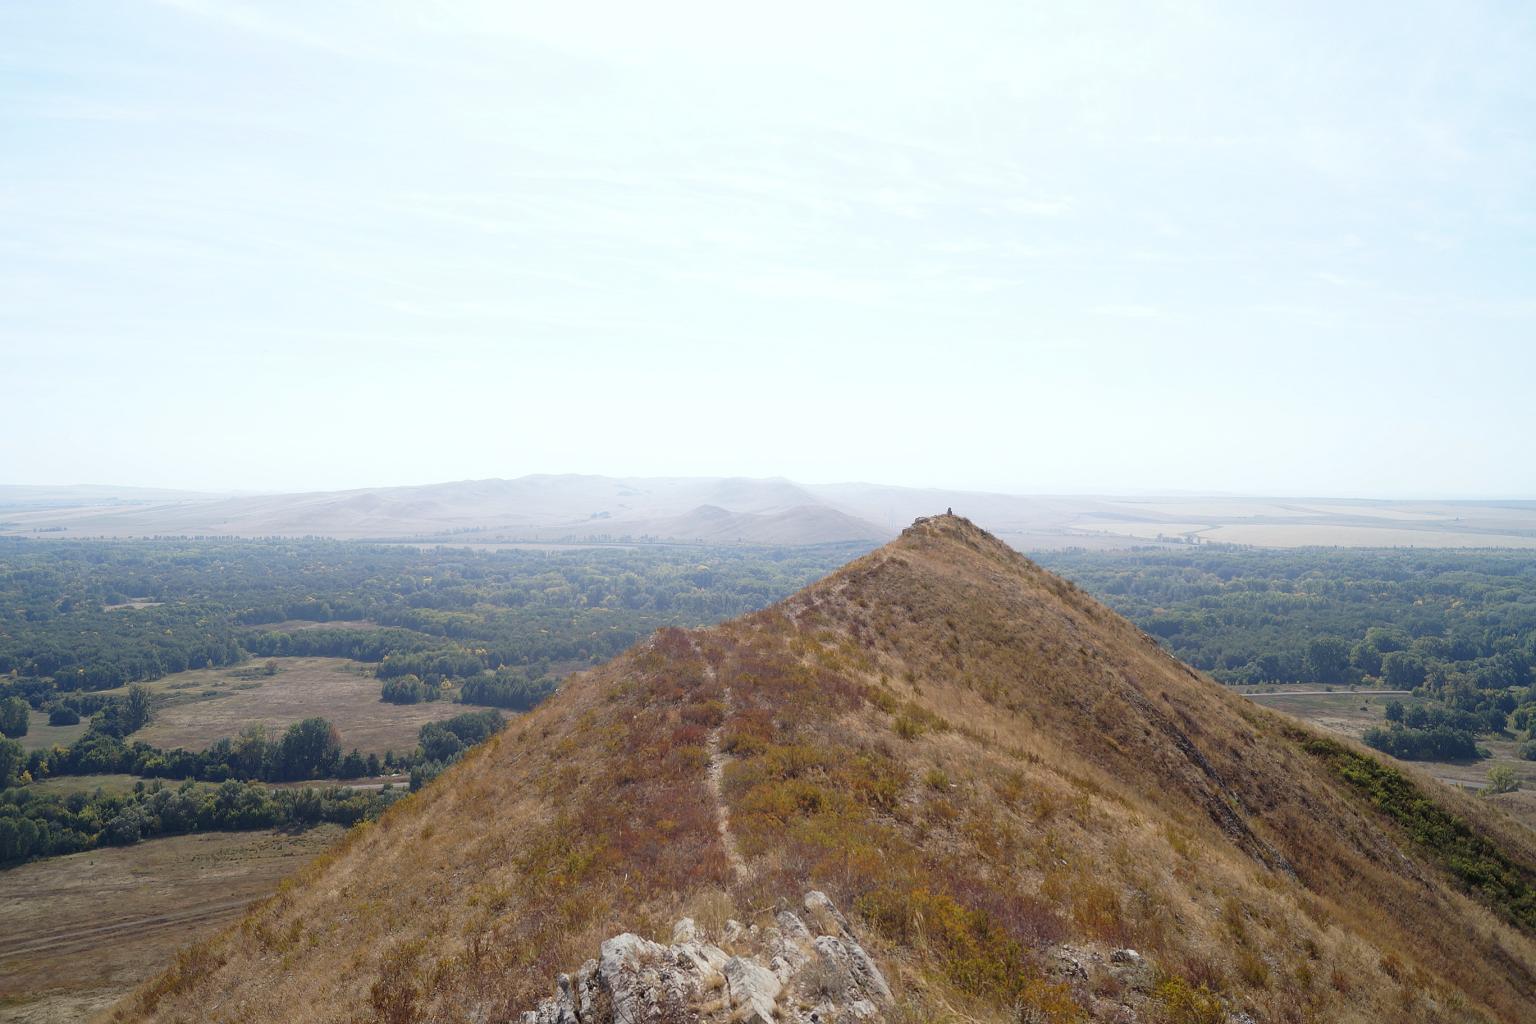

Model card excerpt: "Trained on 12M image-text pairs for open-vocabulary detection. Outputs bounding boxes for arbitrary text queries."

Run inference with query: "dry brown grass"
[0,827,342,1024]
[109,515,1536,1024]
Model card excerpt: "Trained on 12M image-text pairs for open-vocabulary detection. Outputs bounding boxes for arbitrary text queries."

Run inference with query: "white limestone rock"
[519,892,893,1024]
[724,955,782,1023]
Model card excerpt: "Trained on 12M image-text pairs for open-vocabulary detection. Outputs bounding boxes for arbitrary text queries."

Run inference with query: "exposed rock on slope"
[114,515,1536,1024]
[522,892,891,1024]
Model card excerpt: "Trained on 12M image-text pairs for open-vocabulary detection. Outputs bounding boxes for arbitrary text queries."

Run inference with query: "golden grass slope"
[111,515,1536,1024]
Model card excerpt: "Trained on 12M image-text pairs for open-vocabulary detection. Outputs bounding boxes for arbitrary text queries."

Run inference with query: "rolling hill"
[6,476,1536,549]
[0,476,892,547]
[110,515,1536,1023]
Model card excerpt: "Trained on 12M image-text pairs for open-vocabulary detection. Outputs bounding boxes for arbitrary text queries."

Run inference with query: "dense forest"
[0,536,861,712]
[0,778,391,864]
[1037,546,1536,762]
[0,538,862,864]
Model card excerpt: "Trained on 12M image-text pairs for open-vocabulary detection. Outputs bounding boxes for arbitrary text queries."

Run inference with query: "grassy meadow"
[124,657,467,758]
[15,712,88,754]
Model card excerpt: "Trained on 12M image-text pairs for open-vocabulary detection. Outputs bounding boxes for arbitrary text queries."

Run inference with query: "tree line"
[0,778,395,865]
[0,537,863,729]
[0,709,507,865]
[9,709,503,789]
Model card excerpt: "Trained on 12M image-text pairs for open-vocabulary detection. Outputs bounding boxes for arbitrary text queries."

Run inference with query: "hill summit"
[117,514,1536,1023]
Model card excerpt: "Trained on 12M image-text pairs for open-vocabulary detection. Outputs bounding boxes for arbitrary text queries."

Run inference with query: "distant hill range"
[2,475,1535,548]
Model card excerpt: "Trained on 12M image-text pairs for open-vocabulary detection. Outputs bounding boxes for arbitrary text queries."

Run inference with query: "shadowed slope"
[113,515,1536,1024]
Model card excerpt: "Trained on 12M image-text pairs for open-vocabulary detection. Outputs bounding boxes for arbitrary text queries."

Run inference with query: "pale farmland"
[124,657,468,757]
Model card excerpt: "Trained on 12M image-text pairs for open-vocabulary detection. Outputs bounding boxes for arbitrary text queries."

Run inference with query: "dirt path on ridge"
[695,639,749,883]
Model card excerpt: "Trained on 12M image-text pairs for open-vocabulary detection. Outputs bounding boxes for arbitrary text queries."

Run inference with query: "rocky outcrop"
[520,892,893,1024]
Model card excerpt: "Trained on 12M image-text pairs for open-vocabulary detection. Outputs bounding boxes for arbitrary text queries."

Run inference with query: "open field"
[257,618,375,632]
[1240,687,1414,737]
[128,656,468,756]
[1243,688,1536,830]
[1067,519,1536,548]
[27,774,140,797]
[1198,523,1536,548]
[0,825,344,1024]
[16,712,88,754]
[1060,497,1536,549]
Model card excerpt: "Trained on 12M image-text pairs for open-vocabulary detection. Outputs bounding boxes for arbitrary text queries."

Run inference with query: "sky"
[2,1,1534,498]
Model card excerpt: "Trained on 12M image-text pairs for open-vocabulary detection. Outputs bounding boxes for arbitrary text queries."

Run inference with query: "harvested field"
[0,826,344,1024]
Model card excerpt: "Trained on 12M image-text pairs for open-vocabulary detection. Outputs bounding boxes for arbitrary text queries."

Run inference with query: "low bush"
[1153,977,1225,1024]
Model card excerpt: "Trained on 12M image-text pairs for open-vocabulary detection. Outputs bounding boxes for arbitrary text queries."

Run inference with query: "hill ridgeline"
[114,515,1536,1024]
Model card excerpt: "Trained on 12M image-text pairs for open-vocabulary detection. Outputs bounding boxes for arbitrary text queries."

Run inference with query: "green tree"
[232,725,270,779]
[0,697,29,739]
[123,685,153,734]
[276,718,342,780]
[1350,641,1383,677]
[0,738,25,787]
[1382,651,1428,689]
[1304,637,1352,685]
[418,722,463,764]
[338,749,368,779]
[0,815,41,862]
[1485,765,1521,795]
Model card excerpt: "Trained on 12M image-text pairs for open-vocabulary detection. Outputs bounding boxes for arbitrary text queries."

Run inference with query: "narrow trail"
[696,639,750,884]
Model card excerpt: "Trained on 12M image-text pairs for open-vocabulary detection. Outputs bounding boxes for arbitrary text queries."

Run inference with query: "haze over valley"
[7,477,1536,550]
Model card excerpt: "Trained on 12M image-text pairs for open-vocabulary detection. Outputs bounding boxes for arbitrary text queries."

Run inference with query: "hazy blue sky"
[3,1,1533,496]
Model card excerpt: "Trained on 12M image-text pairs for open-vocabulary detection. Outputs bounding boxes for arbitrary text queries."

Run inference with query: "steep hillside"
[112,516,1536,1024]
